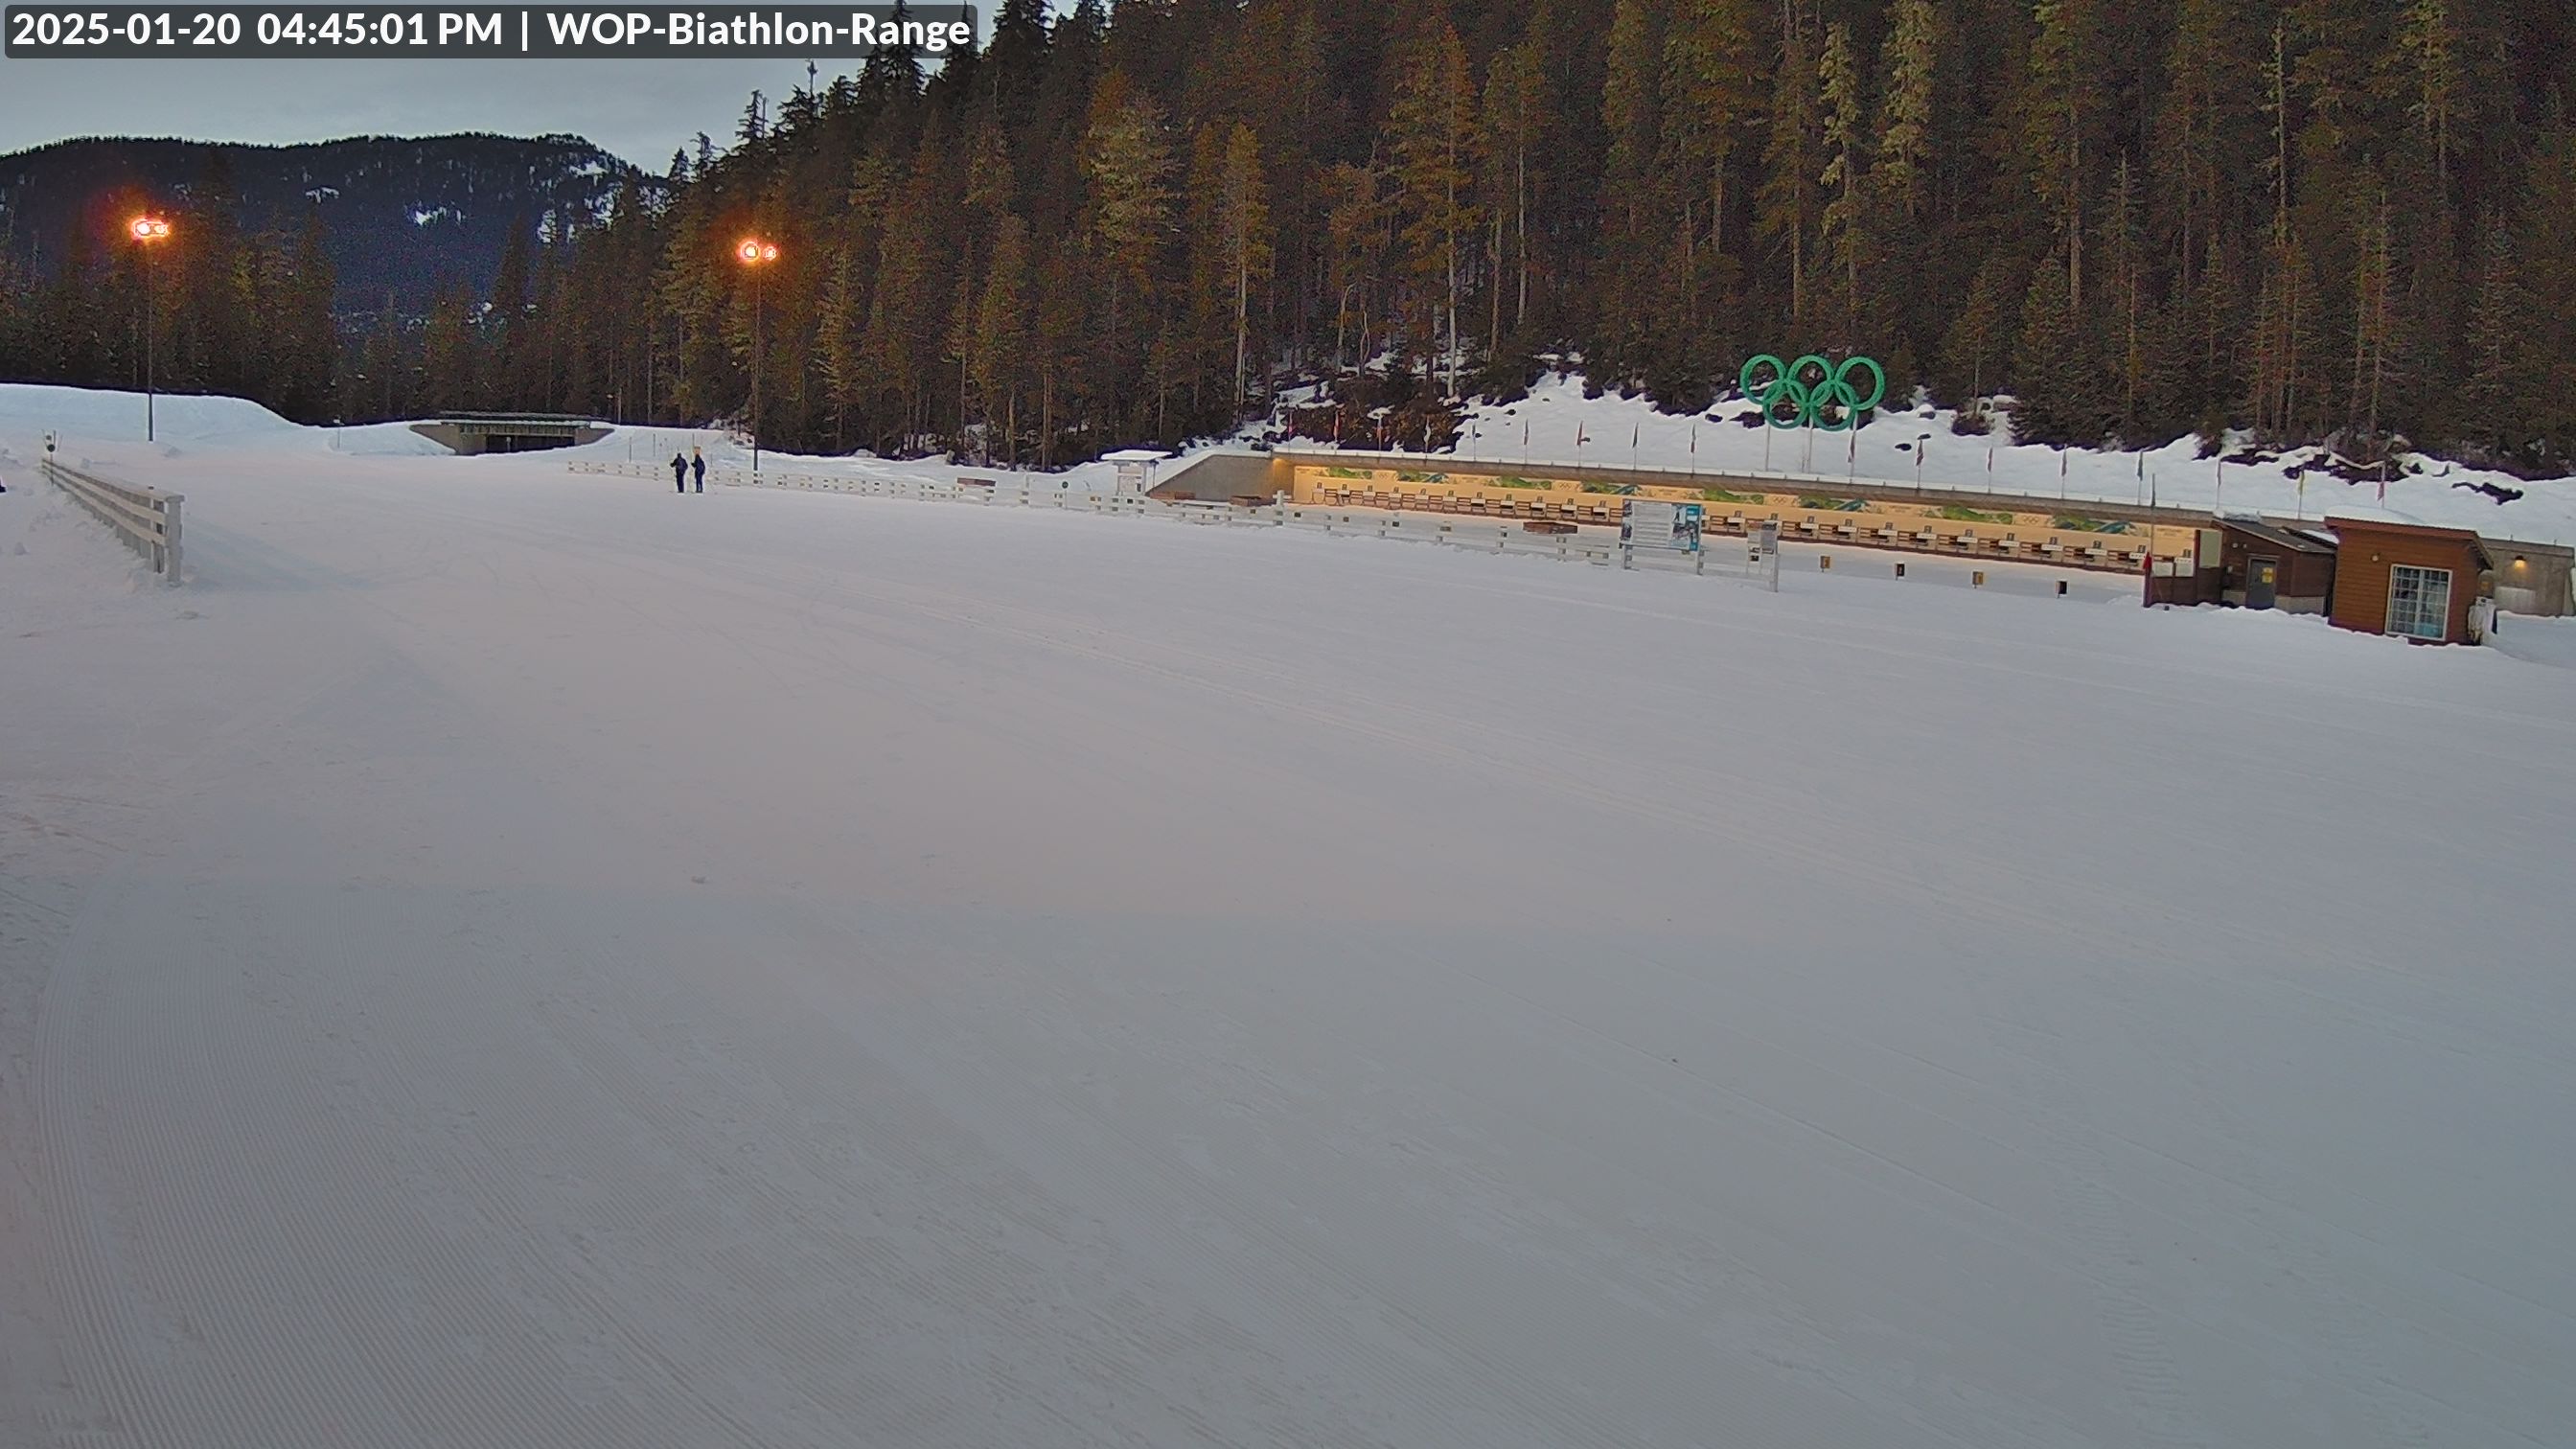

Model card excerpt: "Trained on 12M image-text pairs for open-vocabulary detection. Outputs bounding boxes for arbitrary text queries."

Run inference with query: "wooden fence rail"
[42,457,182,584]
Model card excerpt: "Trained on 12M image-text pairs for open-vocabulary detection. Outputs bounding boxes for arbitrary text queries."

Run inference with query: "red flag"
[1690,424,1697,454]
[1630,422,1640,448]
[1522,419,1530,447]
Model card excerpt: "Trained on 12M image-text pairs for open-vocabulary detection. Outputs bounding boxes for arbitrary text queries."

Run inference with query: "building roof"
[2325,515,2493,569]
[2226,518,2337,554]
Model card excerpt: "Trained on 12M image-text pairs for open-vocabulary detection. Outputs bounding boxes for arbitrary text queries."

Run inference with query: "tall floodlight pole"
[128,216,172,441]
[736,237,780,478]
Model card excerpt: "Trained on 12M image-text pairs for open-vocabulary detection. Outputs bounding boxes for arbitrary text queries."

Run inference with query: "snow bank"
[0,381,450,457]
[565,423,1132,493]
[1330,371,2576,544]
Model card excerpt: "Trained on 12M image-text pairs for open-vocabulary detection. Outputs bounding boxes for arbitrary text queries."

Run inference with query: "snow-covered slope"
[2,383,1142,484]
[2,436,2569,1448]
[1341,371,2576,542]
[0,381,451,457]
[562,424,1134,493]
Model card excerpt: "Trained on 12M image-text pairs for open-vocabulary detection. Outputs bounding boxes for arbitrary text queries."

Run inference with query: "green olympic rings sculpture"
[1738,353,1887,431]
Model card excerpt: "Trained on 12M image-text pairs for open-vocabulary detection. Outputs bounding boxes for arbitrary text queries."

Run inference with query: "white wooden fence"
[42,457,182,583]
[565,460,1778,587]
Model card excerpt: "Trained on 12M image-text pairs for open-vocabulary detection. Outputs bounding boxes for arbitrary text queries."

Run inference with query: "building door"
[2387,564,2452,640]
[2247,556,2280,610]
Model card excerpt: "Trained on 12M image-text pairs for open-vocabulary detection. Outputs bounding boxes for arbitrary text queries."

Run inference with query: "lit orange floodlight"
[129,215,172,242]
[736,237,778,264]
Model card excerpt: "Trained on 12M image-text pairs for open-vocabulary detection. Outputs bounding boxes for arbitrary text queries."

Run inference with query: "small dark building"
[2327,516,2494,644]
[410,414,611,455]
[2217,518,2337,613]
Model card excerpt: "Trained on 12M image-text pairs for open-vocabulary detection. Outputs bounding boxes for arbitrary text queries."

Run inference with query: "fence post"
[161,494,182,583]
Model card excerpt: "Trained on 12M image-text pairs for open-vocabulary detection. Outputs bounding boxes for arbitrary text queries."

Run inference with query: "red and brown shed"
[2325,516,2493,644]
[2217,518,2338,613]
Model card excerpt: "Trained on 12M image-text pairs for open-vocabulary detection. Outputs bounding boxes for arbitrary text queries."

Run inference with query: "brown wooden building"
[2326,516,2494,644]
[2217,518,2338,613]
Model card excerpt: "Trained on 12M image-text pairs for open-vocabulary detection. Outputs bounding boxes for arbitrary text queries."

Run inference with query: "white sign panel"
[1621,498,1705,553]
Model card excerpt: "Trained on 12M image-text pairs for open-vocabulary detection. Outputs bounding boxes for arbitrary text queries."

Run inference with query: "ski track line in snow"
[345,510,1730,1443]
[1329,932,2102,1449]
[869,577,2567,1084]
[527,928,1412,1448]
[1943,939,2217,1449]
[819,921,1969,1449]
[17,457,2571,1446]
[2100,1007,2467,1449]
[398,472,2576,760]
[14,619,417,1446]
[216,487,2091,1443]
[153,478,2576,1229]
[341,483,2576,1101]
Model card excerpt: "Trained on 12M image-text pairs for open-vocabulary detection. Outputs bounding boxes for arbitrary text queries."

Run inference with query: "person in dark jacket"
[671,451,688,493]
[691,448,706,493]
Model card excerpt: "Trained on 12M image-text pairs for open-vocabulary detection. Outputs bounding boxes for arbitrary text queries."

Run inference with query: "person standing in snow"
[671,451,688,494]
[691,448,706,494]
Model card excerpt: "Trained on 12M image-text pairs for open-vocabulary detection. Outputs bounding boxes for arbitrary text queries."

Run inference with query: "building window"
[2387,564,2452,640]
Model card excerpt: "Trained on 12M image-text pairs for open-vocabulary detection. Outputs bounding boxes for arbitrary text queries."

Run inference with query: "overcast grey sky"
[0,58,879,167]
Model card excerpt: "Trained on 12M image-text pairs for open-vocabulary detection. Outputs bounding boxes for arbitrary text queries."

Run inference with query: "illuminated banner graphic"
[1740,353,1887,431]
[3,4,978,58]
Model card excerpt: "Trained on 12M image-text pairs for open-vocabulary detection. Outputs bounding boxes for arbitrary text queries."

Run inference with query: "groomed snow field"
[3,402,2572,1449]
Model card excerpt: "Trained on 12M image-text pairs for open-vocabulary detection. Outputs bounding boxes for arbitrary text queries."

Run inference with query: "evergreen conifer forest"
[4,0,2572,475]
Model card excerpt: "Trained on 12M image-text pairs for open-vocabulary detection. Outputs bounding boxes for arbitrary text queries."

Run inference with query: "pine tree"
[2011,259,2092,445]
[276,210,338,421]
[1601,0,1665,229]
[421,284,475,414]
[1321,161,1387,372]
[360,290,405,421]
[1756,9,1821,332]
[2153,0,2260,292]
[2460,211,2527,458]
[2520,116,2576,468]
[1874,0,1939,222]
[1938,252,2018,415]
[2022,0,2104,310]
[2393,0,2459,192]
[1816,21,1867,342]
[1483,39,1552,344]
[1080,74,1177,411]
[1659,0,1762,347]
[1388,12,1483,395]
[1598,0,1668,384]
[972,214,1031,463]
[2344,169,2396,457]
[1217,123,1274,406]
[860,168,936,450]
[486,218,533,407]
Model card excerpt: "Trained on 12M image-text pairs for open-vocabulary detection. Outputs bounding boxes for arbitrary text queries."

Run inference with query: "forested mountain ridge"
[0,131,653,421]
[3,0,2572,477]
[0,133,642,311]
